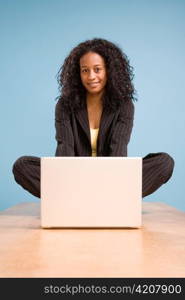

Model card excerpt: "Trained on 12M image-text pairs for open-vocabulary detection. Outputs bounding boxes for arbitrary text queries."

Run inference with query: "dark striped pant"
[12,152,174,198]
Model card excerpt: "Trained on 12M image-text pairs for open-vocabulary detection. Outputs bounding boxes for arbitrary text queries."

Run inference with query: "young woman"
[12,38,174,198]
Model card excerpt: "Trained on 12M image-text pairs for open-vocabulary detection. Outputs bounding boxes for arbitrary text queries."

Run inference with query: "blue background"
[0,0,184,211]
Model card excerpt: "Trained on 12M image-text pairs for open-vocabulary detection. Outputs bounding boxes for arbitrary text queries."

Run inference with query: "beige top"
[90,128,99,156]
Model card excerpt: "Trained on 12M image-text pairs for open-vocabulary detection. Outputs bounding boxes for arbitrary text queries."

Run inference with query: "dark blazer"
[55,98,134,157]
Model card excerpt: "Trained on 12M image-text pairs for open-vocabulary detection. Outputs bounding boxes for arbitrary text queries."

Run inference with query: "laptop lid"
[41,157,142,228]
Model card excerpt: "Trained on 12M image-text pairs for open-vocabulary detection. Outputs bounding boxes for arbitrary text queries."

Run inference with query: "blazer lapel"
[75,104,117,147]
[75,105,91,142]
[98,107,116,151]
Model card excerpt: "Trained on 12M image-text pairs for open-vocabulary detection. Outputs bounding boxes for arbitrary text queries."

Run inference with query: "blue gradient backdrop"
[0,0,184,211]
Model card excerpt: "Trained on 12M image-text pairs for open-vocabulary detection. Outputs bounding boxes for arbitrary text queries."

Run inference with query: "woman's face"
[80,51,107,95]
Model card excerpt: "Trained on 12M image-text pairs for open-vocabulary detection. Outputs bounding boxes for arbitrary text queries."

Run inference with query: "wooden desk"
[0,202,185,277]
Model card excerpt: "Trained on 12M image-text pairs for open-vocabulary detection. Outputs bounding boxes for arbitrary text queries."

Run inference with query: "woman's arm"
[108,100,134,156]
[55,99,75,156]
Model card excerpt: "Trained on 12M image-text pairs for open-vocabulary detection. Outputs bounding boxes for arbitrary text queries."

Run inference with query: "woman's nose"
[88,70,96,80]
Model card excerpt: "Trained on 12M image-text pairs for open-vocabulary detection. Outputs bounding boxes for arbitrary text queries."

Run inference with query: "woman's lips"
[87,82,100,87]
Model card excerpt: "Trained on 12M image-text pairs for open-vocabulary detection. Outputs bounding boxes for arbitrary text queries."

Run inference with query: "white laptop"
[41,157,142,228]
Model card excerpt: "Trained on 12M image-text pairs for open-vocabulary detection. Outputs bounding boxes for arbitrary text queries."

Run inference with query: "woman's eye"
[81,69,87,73]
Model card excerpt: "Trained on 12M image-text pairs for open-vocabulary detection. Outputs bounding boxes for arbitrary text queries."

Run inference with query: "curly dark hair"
[56,38,136,112]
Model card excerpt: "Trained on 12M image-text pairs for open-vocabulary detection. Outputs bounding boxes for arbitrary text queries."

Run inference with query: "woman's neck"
[86,91,104,108]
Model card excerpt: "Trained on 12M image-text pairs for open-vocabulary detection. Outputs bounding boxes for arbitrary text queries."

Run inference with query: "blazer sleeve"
[55,99,75,156]
[108,100,134,156]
